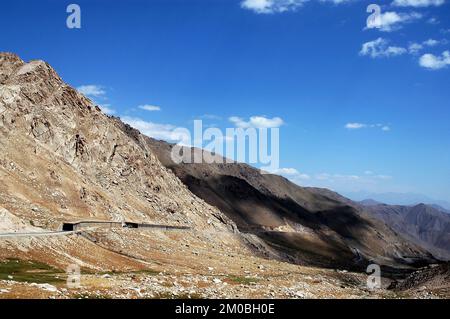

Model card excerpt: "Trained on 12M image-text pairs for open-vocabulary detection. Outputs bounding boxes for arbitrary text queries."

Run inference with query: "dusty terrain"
[0,227,444,299]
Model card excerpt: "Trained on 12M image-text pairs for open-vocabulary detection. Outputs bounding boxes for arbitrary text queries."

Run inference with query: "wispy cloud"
[77,84,116,115]
[392,0,445,7]
[268,168,299,176]
[427,17,440,24]
[76,85,106,98]
[360,38,407,58]
[345,123,366,129]
[314,172,392,182]
[240,0,308,14]
[265,167,311,182]
[121,116,188,142]
[365,11,422,32]
[138,104,161,112]
[345,122,391,131]
[229,115,285,128]
[419,51,450,70]
[97,104,115,115]
[408,39,442,54]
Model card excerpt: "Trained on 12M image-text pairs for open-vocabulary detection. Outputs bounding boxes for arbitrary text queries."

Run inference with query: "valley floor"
[0,228,445,299]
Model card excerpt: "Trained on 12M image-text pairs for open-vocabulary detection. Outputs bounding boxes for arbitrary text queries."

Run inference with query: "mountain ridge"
[144,139,437,271]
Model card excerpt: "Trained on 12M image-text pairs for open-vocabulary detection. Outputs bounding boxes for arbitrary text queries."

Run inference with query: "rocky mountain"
[0,52,445,299]
[145,140,437,271]
[359,199,382,206]
[430,204,450,214]
[0,52,244,271]
[361,203,450,261]
[345,191,450,211]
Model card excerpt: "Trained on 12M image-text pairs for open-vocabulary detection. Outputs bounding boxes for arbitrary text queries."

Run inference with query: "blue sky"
[1,0,450,203]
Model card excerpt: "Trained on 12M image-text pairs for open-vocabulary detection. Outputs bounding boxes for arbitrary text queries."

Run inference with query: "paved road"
[0,230,77,238]
[0,221,190,239]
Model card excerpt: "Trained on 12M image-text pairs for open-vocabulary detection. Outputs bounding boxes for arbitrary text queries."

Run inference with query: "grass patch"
[0,258,65,284]
[227,275,259,285]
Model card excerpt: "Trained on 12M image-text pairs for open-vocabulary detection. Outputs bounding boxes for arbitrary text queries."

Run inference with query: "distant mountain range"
[360,202,450,261]
[344,191,450,211]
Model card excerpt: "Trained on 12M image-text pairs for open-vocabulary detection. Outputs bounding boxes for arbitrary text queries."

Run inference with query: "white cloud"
[409,39,442,54]
[360,38,407,58]
[419,51,450,70]
[98,104,115,115]
[408,42,423,54]
[122,116,189,142]
[316,173,332,181]
[76,85,106,98]
[229,116,285,128]
[423,39,439,47]
[392,0,444,7]
[269,168,300,176]
[345,122,391,131]
[345,123,366,129]
[240,0,308,14]
[296,173,311,180]
[77,84,116,115]
[366,11,422,32]
[138,104,161,112]
[266,167,311,183]
[427,17,439,24]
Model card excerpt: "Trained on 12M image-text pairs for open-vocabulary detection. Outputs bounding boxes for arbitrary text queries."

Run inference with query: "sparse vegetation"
[97,268,159,276]
[227,275,259,285]
[0,258,64,284]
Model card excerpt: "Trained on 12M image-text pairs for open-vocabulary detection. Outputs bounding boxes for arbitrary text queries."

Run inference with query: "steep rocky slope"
[0,52,234,231]
[0,52,246,273]
[145,140,436,271]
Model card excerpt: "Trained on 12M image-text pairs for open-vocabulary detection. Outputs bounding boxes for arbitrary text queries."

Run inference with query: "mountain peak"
[0,52,23,63]
[0,52,24,83]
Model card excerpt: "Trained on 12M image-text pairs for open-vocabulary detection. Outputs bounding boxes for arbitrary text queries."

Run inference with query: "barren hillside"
[145,140,437,271]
